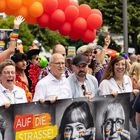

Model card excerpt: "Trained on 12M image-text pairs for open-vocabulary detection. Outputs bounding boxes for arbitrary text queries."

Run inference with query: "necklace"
[115,79,125,92]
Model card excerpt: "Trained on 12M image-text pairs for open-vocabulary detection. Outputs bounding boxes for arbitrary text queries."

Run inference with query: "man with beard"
[68,54,98,100]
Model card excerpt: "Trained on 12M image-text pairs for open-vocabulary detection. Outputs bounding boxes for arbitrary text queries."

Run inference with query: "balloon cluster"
[105,48,128,59]
[0,0,103,43]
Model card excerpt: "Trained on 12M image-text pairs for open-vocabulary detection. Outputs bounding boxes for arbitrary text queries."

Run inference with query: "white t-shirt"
[99,75,133,96]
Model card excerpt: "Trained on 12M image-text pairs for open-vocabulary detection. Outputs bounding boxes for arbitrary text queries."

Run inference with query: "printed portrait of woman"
[59,101,95,140]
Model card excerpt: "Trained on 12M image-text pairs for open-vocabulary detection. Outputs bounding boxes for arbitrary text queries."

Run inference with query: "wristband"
[10,29,19,41]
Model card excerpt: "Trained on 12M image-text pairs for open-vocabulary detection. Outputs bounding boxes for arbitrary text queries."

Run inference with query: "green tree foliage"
[28,24,69,51]
[88,0,140,53]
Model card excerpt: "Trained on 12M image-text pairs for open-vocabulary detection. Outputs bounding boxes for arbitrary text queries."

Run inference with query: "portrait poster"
[55,97,95,140]
[0,93,138,140]
[93,93,131,140]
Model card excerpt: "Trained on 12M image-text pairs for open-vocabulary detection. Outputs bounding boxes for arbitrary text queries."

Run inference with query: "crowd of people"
[0,15,140,139]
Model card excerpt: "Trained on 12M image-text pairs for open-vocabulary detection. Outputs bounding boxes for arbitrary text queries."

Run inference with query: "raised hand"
[14,16,25,29]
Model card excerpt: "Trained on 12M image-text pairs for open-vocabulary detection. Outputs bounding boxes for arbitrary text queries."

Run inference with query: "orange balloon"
[26,16,37,24]
[17,6,28,18]
[5,8,18,15]
[6,0,22,10]
[36,0,43,3]
[22,0,35,7]
[0,0,6,12]
[29,2,44,18]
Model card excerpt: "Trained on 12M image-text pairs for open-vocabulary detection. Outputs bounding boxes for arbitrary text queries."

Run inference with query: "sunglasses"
[81,84,86,96]
[93,50,98,54]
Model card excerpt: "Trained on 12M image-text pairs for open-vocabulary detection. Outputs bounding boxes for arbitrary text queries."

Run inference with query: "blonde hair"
[129,62,140,81]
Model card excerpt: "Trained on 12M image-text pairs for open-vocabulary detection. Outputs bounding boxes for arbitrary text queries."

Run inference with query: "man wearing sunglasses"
[68,54,98,101]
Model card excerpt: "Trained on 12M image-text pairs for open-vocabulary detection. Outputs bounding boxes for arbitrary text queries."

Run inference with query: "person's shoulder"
[86,74,98,82]
[37,74,50,85]
[68,73,76,80]
[14,85,25,93]
[99,79,110,86]
[124,74,132,83]
[124,74,131,79]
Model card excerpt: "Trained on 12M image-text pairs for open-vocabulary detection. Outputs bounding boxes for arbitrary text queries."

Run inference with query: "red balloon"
[51,9,65,25]
[69,32,81,41]
[72,17,87,34]
[65,5,79,22]
[43,0,58,14]
[37,13,50,28]
[82,29,96,43]
[26,16,37,24]
[79,4,91,19]
[91,9,102,16]
[87,13,103,30]
[59,22,71,36]
[57,0,70,10]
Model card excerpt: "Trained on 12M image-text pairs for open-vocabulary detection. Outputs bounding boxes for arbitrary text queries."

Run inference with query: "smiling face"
[114,59,126,78]
[49,53,65,79]
[0,65,16,90]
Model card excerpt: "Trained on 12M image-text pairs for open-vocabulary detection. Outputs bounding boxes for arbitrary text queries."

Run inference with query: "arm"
[0,16,24,62]
[0,41,16,62]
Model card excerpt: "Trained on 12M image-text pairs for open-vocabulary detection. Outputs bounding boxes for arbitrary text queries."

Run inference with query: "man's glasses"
[53,62,65,66]
[104,118,124,131]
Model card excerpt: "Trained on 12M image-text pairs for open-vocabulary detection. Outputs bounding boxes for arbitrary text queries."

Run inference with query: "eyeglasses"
[104,118,124,131]
[2,71,15,75]
[81,84,86,96]
[53,62,65,66]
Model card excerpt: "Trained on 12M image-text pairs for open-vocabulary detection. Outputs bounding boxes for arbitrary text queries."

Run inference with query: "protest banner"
[0,93,137,140]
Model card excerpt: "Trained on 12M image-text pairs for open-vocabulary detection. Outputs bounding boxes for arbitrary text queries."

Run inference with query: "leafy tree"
[88,0,140,53]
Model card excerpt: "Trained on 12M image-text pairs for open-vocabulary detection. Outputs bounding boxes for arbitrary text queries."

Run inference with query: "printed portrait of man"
[101,102,130,140]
